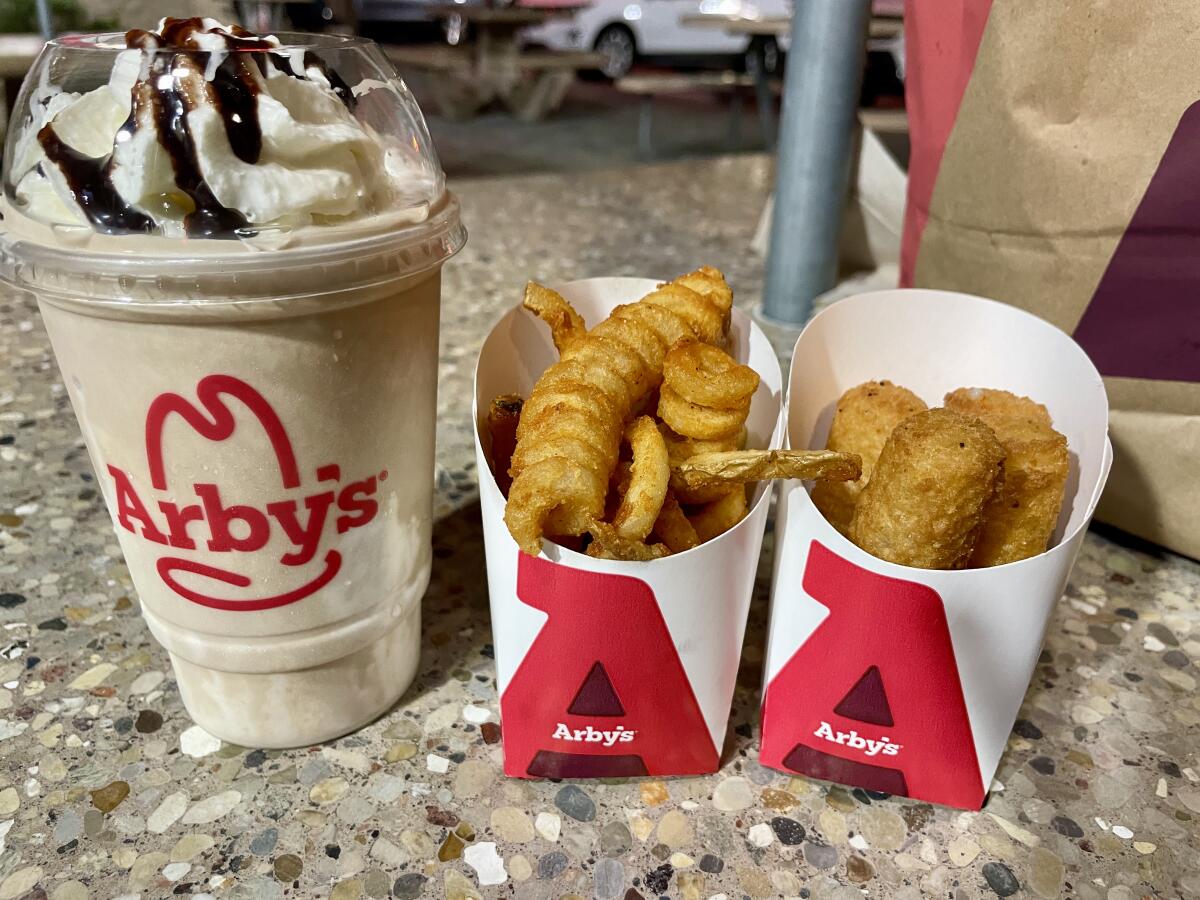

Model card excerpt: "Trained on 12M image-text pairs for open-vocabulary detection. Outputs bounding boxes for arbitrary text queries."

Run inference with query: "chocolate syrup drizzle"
[35,17,355,238]
[36,125,155,233]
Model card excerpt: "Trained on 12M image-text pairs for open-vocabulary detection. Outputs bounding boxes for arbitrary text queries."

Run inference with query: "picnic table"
[616,71,760,157]
[678,15,788,146]
[384,5,603,122]
[678,13,905,147]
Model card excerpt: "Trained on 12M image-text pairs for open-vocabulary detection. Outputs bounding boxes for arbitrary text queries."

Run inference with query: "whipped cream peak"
[7,19,437,241]
[128,17,280,52]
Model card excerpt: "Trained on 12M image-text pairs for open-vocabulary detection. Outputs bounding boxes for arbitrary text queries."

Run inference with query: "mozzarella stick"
[811,381,927,534]
[849,408,1006,569]
[944,387,1050,428]
[945,388,1069,566]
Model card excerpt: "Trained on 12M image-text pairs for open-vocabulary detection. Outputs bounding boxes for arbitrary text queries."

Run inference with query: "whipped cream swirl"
[9,18,427,239]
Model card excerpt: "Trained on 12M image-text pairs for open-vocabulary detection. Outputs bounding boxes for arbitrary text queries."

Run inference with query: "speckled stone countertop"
[1,156,1198,900]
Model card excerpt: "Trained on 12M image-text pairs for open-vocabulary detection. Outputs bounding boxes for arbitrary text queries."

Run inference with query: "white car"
[523,0,792,79]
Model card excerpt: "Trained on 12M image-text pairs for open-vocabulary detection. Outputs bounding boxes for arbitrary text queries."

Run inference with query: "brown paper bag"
[908,0,1200,559]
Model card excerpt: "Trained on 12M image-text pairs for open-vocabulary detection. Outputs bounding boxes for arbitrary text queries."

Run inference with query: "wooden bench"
[384,44,473,73]
[615,71,768,157]
[383,44,603,122]
[517,50,606,71]
[508,51,604,122]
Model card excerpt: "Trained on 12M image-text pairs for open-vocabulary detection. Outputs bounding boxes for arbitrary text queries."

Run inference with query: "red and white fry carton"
[760,289,1113,810]
[474,277,783,779]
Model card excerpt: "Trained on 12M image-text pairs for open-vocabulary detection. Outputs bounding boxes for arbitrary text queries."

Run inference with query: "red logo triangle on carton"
[760,542,985,809]
[500,554,719,779]
[1072,100,1200,384]
[567,662,626,717]
[833,666,894,727]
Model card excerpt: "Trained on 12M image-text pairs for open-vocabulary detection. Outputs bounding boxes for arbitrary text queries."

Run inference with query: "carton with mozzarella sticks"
[473,275,790,778]
[760,289,1112,809]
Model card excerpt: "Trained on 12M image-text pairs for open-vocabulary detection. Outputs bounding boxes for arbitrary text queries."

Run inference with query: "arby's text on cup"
[103,374,385,612]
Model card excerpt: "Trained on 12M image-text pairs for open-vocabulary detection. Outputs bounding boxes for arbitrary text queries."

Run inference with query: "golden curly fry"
[674,265,734,328]
[849,408,1006,569]
[506,455,611,549]
[662,426,742,462]
[610,304,694,355]
[811,380,928,536]
[610,458,633,492]
[945,388,1068,566]
[642,284,725,345]
[559,328,653,411]
[672,449,861,492]
[688,487,748,543]
[585,519,671,561]
[651,491,700,553]
[523,282,587,354]
[663,340,759,409]
[505,268,732,555]
[513,387,619,486]
[658,386,749,440]
[657,335,756,516]
[612,417,670,541]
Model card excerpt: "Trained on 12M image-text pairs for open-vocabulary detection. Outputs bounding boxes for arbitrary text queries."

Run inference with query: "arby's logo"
[105,374,384,612]
[759,541,985,809]
[500,555,719,779]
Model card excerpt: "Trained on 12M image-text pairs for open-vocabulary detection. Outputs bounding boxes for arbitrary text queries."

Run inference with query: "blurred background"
[0,0,906,178]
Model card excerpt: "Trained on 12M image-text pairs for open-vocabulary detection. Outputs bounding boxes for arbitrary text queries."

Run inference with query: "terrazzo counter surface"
[1,156,1198,900]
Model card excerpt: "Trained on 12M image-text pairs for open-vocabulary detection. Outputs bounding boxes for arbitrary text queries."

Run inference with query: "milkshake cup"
[0,20,465,747]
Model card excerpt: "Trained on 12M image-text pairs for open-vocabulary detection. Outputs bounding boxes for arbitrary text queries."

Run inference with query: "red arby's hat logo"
[106,374,385,612]
[760,541,984,809]
[499,555,719,778]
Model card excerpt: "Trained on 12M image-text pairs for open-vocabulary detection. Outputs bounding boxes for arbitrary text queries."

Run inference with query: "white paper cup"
[0,33,466,749]
[33,263,453,750]
[760,289,1112,809]
[474,277,783,778]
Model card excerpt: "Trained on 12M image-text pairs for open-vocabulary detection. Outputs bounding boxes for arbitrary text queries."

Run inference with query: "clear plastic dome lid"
[1,18,457,250]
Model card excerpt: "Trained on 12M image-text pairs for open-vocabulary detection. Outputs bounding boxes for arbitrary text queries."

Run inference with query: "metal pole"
[761,0,870,325]
[34,0,53,38]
